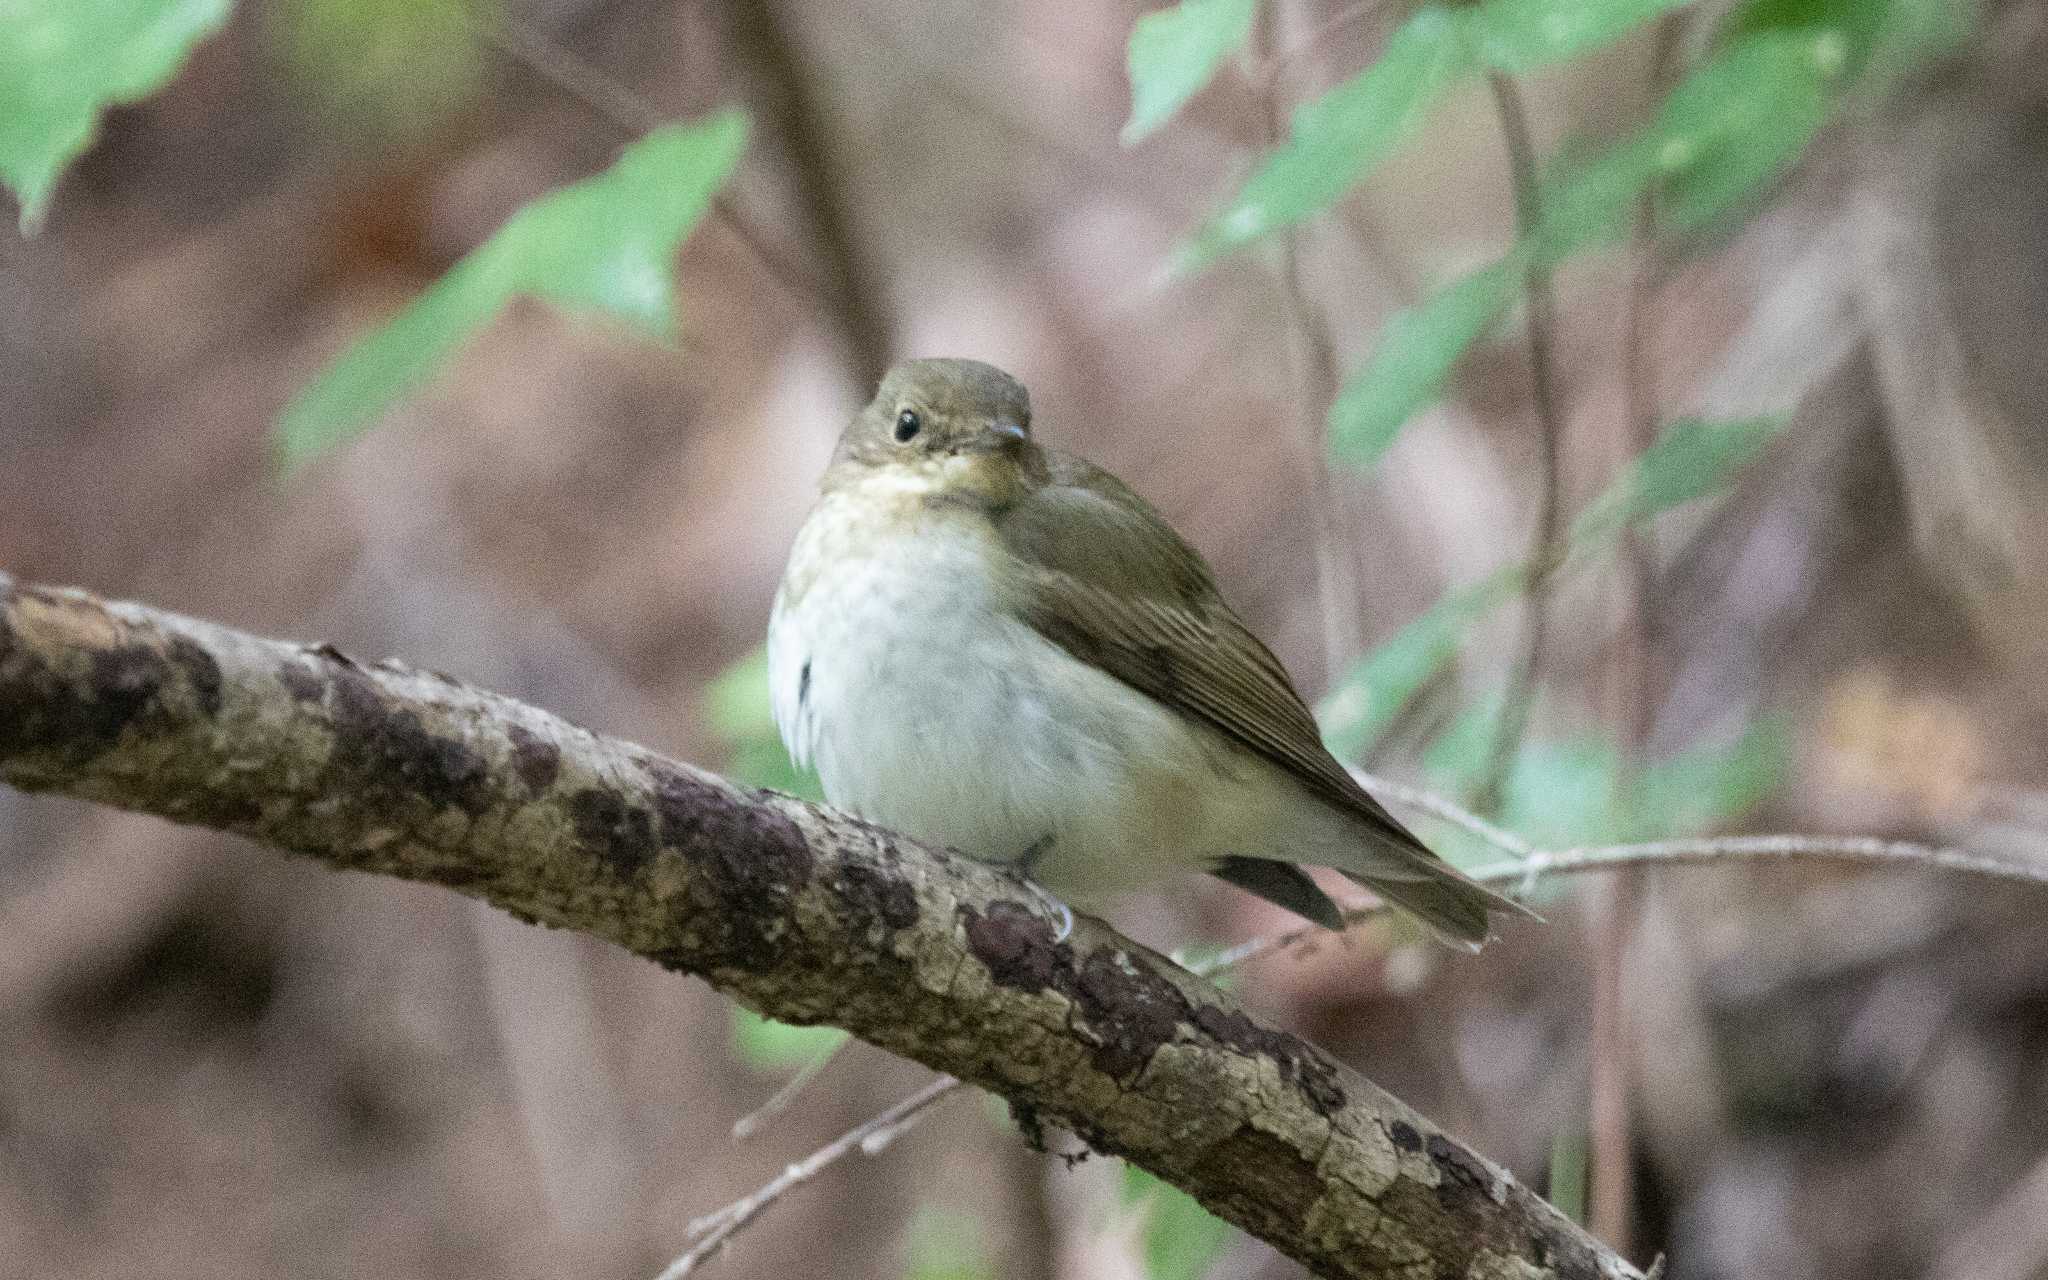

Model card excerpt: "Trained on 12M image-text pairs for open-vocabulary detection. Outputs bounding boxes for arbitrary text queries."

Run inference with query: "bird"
[767,357,1531,947]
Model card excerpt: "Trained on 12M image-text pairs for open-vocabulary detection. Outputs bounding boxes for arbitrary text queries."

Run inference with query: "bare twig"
[1474,70,1567,814]
[658,1075,963,1279]
[719,0,893,388]
[731,1037,851,1142]
[1254,1,1390,90]
[1590,15,1685,1251]
[1213,801,2048,979]
[1261,4,1366,677]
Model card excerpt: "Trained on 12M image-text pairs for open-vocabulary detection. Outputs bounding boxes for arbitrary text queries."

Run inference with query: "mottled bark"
[0,573,1636,1280]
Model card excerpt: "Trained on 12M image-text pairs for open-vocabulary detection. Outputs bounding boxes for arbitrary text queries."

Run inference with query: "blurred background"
[3,0,2047,1277]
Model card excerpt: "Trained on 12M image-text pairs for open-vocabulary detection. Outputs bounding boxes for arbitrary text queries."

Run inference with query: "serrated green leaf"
[0,0,234,233]
[1636,717,1789,834]
[275,109,748,465]
[1122,0,1259,146]
[1120,1167,1235,1280]
[1326,260,1518,466]
[1319,565,1527,763]
[1474,0,1693,74]
[1177,5,1475,269]
[730,1006,846,1073]
[1569,414,1785,549]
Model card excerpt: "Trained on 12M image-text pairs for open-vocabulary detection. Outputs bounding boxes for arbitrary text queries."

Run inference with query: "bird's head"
[827,358,1042,501]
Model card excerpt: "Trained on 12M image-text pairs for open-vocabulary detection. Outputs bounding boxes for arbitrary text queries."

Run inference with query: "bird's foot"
[1004,836,1073,944]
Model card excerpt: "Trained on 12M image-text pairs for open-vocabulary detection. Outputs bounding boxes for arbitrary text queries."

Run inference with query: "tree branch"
[0,573,1632,1280]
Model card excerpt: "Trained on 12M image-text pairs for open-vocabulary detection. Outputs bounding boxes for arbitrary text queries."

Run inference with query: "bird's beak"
[968,419,1029,452]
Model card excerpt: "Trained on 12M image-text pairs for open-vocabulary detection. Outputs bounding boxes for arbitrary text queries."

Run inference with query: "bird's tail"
[1341,864,1532,951]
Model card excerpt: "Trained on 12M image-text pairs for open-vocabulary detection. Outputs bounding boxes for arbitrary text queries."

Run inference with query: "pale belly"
[768,496,1258,901]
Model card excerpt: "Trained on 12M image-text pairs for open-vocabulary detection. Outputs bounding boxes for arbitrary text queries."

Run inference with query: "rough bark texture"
[0,573,1637,1280]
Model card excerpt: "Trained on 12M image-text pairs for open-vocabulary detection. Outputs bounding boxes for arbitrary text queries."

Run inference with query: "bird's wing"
[993,452,1421,848]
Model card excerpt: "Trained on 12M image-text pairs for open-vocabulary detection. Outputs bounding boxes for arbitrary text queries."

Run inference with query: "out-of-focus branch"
[0,574,1634,1280]
[1593,20,1685,1249]
[1206,775,2048,974]
[721,1,893,388]
[1474,70,1566,814]
[1261,4,1366,677]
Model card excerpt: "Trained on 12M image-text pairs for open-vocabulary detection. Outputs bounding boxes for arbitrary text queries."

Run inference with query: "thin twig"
[1590,15,1686,1252]
[1473,70,1567,814]
[1261,3,1365,678]
[1215,817,2048,979]
[731,1037,851,1142]
[656,1074,963,1279]
[461,1,822,305]
[1254,0,1390,90]
[720,0,893,387]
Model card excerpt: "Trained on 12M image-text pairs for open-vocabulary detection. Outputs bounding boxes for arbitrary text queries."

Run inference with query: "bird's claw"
[1008,836,1073,943]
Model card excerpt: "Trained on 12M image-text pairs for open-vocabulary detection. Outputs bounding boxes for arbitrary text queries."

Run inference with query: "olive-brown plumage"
[769,357,1531,945]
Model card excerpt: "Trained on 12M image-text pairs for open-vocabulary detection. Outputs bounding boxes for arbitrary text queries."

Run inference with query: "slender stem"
[1255,0,1390,90]
[1474,70,1567,814]
[731,1037,849,1141]
[720,0,894,387]
[1262,3,1364,679]
[656,1075,964,1279]
[1589,21,1686,1251]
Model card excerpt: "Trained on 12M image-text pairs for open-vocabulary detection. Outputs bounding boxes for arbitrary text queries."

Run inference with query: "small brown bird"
[768,357,1530,946]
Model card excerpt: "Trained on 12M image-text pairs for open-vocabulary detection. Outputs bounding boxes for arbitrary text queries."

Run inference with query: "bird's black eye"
[893,409,922,443]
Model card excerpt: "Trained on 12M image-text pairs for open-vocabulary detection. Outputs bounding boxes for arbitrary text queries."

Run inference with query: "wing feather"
[994,452,1421,849]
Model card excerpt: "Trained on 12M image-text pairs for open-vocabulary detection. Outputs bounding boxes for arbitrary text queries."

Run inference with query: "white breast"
[767,480,1246,901]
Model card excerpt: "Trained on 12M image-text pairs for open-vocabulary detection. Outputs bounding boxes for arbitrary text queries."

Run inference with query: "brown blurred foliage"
[3,2,2047,1278]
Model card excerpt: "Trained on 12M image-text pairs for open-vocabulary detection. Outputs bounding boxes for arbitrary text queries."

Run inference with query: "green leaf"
[1120,1167,1235,1280]
[1422,707,1627,850]
[904,1208,995,1280]
[1122,0,1259,146]
[0,0,234,233]
[275,109,748,465]
[274,0,489,146]
[1636,717,1789,834]
[1178,5,1475,268]
[1649,30,1839,232]
[1569,414,1785,549]
[1548,1128,1588,1223]
[1728,0,1971,86]
[1521,29,1840,266]
[703,645,779,740]
[1474,0,1693,74]
[703,644,823,801]
[1318,565,1527,763]
[1326,260,1518,466]
[730,1006,845,1073]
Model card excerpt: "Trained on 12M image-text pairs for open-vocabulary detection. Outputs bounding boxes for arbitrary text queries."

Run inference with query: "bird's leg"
[1003,834,1073,944]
